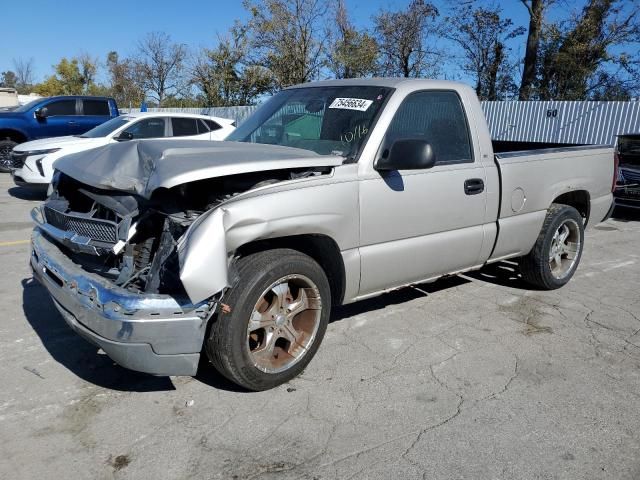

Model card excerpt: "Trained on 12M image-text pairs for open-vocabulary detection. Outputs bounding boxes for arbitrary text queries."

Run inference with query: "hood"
[15,136,105,152]
[0,111,24,119]
[54,140,344,198]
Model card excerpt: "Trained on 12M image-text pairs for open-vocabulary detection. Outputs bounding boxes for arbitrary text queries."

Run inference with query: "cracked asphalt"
[1,172,639,479]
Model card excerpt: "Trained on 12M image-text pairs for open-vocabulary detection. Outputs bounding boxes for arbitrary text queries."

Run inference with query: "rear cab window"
[386,90,474,165]
[82,99,110,116]
[171,117,199,137]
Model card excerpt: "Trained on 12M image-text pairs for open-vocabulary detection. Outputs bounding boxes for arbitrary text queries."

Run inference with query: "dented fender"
[177,171,361,304]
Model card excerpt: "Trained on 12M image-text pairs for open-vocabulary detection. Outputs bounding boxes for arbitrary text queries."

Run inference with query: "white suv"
[11,112,236,190]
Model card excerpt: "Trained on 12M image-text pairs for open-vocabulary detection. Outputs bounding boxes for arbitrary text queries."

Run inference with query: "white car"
[11,112,236,189]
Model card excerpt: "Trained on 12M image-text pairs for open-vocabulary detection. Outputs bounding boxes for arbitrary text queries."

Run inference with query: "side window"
[124,118,166,139]
[205,119,222,131]
[45,100,76,116]
[83,99,110,116]
[387,91,473,164]
[171,117,199,137]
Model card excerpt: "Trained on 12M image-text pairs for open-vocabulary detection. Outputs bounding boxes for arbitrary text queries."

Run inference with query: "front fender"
[177,179,359,304]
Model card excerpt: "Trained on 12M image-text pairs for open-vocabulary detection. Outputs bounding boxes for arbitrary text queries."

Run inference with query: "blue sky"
[1,0,593,85]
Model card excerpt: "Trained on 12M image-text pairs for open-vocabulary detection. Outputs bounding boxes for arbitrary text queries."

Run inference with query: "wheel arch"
[552,190,590,225]
[234,234,346,306]
[0,128,28,144]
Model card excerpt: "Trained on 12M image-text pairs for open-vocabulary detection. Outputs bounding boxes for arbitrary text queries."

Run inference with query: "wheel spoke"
[271,283,290,311]
[558,225,570,244]
[248,308,276,332]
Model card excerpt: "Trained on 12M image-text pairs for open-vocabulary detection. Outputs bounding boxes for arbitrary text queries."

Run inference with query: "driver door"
[358,90,489,296]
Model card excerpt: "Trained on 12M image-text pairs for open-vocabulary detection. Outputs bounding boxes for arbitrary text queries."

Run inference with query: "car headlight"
[24,148,61,157]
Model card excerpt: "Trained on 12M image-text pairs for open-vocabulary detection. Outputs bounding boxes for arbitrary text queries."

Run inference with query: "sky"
[0,0,593,86]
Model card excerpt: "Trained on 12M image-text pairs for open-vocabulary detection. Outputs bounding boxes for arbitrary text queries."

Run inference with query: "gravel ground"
[1,172,639,480]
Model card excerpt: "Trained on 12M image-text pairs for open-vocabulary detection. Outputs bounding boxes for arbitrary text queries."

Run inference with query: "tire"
[206,248,331,391]
[519,204,584,290]
[0,140,18,173]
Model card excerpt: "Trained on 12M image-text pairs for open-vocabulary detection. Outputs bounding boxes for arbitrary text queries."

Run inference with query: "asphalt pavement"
[1,172,639,480]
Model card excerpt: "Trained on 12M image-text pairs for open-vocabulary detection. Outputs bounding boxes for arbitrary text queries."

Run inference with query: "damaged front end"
[30,166,330,375]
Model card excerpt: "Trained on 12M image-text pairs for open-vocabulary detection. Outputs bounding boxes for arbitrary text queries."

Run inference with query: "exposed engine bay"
[39,167,330,296]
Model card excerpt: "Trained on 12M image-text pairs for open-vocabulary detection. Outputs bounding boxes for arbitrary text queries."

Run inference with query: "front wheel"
[0,140,18,173]
[519,204,584,290]
[206,249,331,391]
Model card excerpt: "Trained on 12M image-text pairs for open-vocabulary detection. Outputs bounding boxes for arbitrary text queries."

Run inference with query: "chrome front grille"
[44,206,118,244]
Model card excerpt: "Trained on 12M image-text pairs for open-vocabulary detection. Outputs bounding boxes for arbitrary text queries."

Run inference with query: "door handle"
[464,178,484,195]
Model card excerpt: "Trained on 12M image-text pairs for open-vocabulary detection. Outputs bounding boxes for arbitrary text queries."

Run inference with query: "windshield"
[14,98,43,112]
[78,117,130,138]
[227,86,392,158]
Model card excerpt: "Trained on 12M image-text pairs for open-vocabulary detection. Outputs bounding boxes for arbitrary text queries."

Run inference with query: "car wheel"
[519,204,584,290]
[0,140,17,173]
[206,248,331,391]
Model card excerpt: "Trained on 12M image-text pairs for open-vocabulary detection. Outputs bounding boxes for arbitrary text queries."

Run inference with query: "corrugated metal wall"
[123,100,640,146]
[482,100,640,145]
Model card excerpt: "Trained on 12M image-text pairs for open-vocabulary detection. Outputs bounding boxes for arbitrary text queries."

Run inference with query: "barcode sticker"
[329,98,374,111]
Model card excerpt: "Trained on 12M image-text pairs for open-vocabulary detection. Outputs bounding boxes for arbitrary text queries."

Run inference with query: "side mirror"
[116,131,134,141]
[35,107,49,119]
[375,138,436,171]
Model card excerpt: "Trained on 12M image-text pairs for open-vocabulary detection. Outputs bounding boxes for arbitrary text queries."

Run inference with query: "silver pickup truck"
[30,79,615,390]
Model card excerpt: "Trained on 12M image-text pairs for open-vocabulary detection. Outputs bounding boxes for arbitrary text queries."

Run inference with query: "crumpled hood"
[54,139,344,198]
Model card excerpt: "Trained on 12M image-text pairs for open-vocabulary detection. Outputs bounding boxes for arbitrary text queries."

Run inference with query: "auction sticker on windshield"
[329,98,374,111]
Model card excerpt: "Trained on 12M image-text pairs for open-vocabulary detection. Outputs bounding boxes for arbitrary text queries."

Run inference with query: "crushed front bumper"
[30,228,214,376]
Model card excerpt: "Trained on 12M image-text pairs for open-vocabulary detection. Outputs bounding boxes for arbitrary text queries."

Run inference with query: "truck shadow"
[8,186,47,201]
[331,276,470,322]
[464,260,537,290]
[611,206,640,222]
[21,277,176,392]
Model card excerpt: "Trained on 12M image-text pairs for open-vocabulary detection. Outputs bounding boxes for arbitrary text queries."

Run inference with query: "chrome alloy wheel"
[548,218,581,280]
[246,274,322,374]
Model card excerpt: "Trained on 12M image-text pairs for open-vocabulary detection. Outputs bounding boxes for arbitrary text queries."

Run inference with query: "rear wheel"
[206,249,331,391]
[519,204,584,290]
[0,140,18,173]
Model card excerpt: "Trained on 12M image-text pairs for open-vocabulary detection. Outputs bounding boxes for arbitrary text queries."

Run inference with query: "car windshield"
[78,117,130,138]
[226,86,392,158]
[14,98,43,112]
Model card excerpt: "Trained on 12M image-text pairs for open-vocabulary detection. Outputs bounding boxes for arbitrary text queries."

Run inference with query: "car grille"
[44,206,118,244]
[10,151,28,169]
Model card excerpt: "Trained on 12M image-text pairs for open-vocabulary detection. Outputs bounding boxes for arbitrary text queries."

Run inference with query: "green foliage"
[373,0,440,78]
[0,71,17,88]
[447,5,525,100]
[537,0,640,100]
[328,1,378,79]
[243,0,327,88]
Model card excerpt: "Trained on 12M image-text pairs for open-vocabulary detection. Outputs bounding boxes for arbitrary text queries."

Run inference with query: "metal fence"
[123,100,640,146]
[482,100,640,145]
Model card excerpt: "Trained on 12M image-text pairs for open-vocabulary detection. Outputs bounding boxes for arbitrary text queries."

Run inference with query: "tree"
[244,0,328,88]
[34,57,97,96]
[135,32,188,106]
[373,0,440,78]
[13,57,35,92]
[446,5,525,100]
[77,52,98,92]
[537,0,640,100]
[327,0,378,78]
[192,23,272,106]
[519,0,555,99]
[106,51,145,108]
[0,71,17,88]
